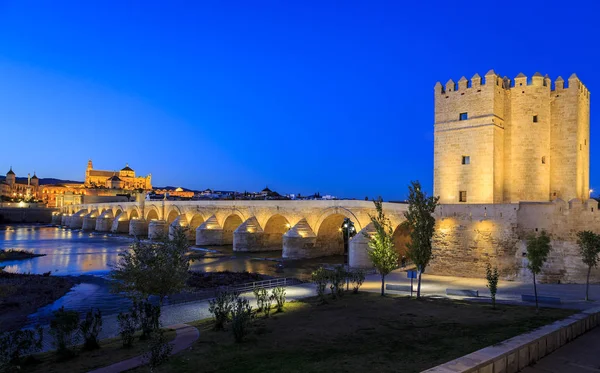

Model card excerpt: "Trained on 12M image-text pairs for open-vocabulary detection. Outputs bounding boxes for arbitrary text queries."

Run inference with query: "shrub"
[133,301,161,340]
[49,306,80,359]
[208,290,234,330]
[329,266,346,298]
[311,267,328,302]
[145,329,173,368]
[253,287,269,313]
[117,311,138,348]
[350,269,366,293]
[80,308,102,351]
[271,287,286,312]
[0,326,43,369]
[230,296,253,343]
[264,291,273,318]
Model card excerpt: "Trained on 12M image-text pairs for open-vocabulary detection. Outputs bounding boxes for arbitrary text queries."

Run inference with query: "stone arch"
[313,207,363,234]
[188,214,205,230]
[315,213,356,256]
[392,222,411,259]
[166,208,180,224]
[114,207,123,218]
[263,214,291,250]
[222,214,244,245]
[129,208,140,219]
[145,207,160,221]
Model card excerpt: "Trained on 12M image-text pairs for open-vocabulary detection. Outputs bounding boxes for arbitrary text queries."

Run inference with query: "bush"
[311,267,328,302]
[208,290,234,330]
[230,296,253,343]
[0,326,43,369]
[329,266,346,298]
[271,287,286,312]
[117,311,138,348]
[253,287,269,313]
[133,301,161,340]
[486,263,500,309]
[350,269,366,294]
[80,308,102,351]
[49,306,80,359]
[145,329,173,368]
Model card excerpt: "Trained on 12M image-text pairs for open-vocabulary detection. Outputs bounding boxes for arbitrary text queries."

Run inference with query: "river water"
[0,225,343,322]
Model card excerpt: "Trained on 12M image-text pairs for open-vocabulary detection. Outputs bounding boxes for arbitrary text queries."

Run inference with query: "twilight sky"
[0,1,598,200]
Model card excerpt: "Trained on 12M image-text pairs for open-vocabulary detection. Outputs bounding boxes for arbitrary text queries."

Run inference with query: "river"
[0,225,343,322]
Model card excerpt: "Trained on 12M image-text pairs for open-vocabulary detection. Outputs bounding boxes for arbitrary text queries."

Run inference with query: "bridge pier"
[82,211,98,231]
[129,218,148,237]
[349,223,375,269]
[169,216,194,241]
[69,210,86,229]
[196,216,224,246]
[233,217,272,252]
[148,220,168,239]
[95,217,114,232]
[111,212,130,233]
[282,219,317,259]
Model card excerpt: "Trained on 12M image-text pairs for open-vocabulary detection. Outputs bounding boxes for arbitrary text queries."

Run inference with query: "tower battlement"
[435,71,590,96]
[434,70,590,205]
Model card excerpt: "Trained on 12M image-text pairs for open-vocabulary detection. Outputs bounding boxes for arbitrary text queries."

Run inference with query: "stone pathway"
[521,326,600,372]
[88,323,199,373]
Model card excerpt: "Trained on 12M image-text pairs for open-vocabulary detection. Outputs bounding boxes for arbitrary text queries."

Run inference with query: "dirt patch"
[0,271,77,332]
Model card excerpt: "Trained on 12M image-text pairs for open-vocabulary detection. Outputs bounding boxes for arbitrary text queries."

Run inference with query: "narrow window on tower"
[541,156,546,164]
[533,115,538,123]
[459,191,467,203]
[459,112,468,121]
[462,156,470,165]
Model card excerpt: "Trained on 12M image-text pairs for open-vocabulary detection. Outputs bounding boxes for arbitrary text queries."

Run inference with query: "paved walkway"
[88,323,199,373]
[521,326,600,372]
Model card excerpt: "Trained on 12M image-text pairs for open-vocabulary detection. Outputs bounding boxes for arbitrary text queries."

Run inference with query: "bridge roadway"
[52,200,409,267]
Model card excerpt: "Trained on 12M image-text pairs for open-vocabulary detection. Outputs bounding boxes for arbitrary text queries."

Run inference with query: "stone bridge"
[52,200,410,267]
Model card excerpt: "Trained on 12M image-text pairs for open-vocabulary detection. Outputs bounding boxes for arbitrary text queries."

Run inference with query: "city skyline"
[0,1,598,200]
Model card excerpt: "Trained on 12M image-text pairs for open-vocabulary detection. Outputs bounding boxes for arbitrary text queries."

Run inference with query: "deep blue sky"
[0,1,597,200]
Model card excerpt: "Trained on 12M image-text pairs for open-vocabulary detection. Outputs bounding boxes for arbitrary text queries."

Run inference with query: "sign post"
[407,270,417,298]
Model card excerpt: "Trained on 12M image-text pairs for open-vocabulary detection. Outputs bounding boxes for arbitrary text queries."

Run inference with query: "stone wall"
[430,200,600,283]
[0,207,55,223]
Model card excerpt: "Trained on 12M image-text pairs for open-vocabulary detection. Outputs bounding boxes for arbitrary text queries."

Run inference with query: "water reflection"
[1,225,343,320]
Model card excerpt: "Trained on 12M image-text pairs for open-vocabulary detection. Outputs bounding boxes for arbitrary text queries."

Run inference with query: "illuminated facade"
[434,71,590,204]
[85,160,152,190]
[0,167,40,201]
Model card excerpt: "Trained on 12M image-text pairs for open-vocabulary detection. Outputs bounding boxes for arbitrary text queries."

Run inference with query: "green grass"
[135,293,576,373]
[21,328,177,373]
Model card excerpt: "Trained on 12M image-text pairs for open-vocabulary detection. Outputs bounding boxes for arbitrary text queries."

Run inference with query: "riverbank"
[0,271,78,332]
[0,249,45,262]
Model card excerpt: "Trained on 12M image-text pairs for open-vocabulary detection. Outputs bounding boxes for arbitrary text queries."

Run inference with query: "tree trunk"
[381,275,385,296]
[586,266,592,301]
[533,272,538,313]
[417,272,422,299]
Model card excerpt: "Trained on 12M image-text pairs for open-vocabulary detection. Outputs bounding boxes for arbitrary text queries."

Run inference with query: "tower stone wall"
[434,71,590,204]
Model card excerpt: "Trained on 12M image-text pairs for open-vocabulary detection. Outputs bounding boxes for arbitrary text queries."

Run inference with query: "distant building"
[0,167,40,201]
[85,160,151,190]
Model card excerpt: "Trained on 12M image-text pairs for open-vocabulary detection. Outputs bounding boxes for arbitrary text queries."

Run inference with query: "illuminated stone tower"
[434,70,590,204]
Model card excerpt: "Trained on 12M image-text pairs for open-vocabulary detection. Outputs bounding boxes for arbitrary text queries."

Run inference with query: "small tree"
[208,290,234,330]
[576,230,600,301]
[311,267,328,303]
[526,231,552,312]
[365,198,399,296]
[117,311,138,348]
[110,227,191,304]
[80,308,102,351]
[49,307,80,360]
[271,286,286,312]
[404,180,439,298]
[350,269,365,294]
[485,263,499,309]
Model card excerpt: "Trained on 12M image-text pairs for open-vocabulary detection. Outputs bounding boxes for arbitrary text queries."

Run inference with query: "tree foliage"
[404,180,439,298]
[576,230,600,301]
[485,263,499,309]
[526,231,552,312]
[110,227,191,303]
[365,197,399,296]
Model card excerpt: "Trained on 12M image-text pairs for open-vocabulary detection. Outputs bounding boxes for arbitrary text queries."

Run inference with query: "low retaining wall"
[423,307,600,373]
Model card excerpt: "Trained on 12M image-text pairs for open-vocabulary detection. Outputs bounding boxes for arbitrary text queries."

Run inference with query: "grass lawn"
[139,292,575,373]
[21,328,177,373]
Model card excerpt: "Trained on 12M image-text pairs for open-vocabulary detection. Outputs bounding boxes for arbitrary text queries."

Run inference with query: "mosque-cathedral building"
[85,160,152,190]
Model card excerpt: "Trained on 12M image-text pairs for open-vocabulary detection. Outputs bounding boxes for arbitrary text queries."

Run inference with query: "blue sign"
[407,270,417,279]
